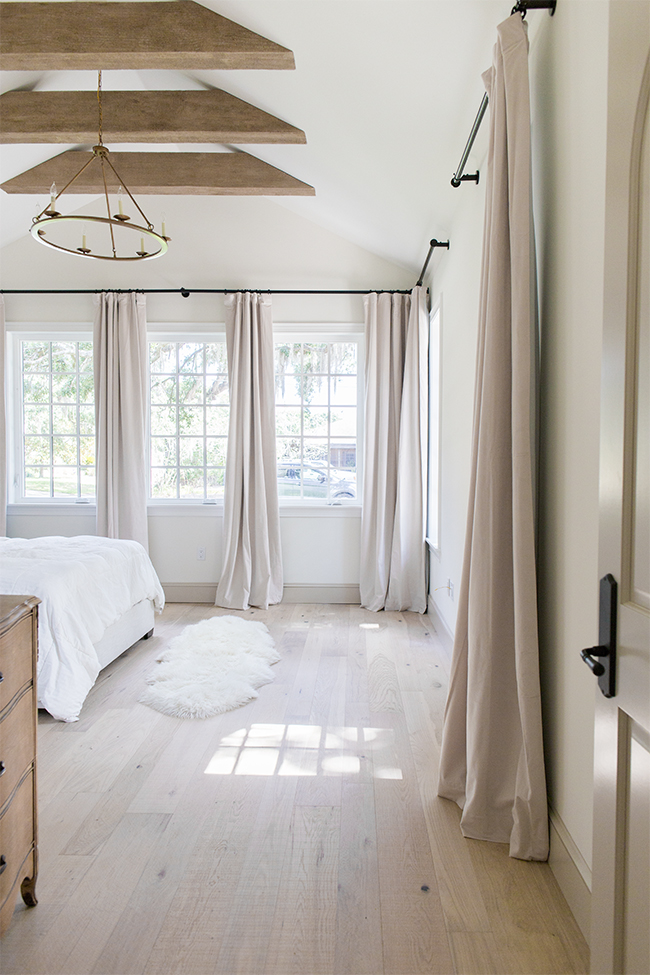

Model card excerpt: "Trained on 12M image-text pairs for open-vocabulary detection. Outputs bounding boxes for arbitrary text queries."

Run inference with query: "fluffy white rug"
[139,615,280,719]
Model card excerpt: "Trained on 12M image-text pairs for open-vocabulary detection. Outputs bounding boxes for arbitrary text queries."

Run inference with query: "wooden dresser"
[0,595,39,937]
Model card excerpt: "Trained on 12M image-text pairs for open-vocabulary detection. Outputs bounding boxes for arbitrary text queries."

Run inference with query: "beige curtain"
[216,292,282,610]
[437,14,548,861]
[0,297,6,536]
[360,286,428,613]
[93,292,149,551]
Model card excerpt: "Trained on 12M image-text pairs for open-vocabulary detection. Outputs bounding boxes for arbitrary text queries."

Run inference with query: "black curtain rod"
[451,0,556,188]
[0,287,418,297]
[416,239,450,287]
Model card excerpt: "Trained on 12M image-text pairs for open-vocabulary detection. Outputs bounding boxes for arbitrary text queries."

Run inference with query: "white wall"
[3,195,411,599]
[425,2,609,938]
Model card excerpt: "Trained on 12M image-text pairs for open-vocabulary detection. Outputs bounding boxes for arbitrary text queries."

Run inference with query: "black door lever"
[580,574,617,697]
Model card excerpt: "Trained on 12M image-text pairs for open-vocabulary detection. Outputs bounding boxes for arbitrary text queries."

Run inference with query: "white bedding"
[0,535,165,722]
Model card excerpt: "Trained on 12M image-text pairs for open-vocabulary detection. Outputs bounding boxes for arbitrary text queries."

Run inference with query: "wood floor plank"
[264,804,340,974]
[213,775,299,974]
[335,782,384,975]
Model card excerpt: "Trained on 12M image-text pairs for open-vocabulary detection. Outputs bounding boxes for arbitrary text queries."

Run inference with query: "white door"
[591,3,650,974]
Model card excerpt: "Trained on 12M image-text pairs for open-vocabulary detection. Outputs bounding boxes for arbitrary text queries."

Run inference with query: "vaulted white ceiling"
[0,0,514,275]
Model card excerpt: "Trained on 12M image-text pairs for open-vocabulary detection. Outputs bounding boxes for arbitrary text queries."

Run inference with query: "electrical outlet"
[197,547,206,561]
[447,578,454,600]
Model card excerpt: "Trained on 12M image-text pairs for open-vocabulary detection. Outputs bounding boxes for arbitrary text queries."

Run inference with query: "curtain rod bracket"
[416,238,450,287]
[451,172,480,188]
[511,0,556,17]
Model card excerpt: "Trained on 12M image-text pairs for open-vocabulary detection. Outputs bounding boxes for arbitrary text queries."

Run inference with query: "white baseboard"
[163,583,217,603]
[427,594,454,668]
[162,582,361,604]
[282,584,360,604]
[548,807,592,942]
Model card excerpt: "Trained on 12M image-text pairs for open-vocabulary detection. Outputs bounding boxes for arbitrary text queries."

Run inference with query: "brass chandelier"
[30,72,169,261]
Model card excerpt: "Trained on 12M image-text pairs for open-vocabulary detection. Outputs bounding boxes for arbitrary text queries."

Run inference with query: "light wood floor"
[2,603,589,975]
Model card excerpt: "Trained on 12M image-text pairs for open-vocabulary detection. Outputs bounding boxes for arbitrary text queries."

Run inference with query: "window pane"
[276,407,302,437]
[205,406,229,435]
[80,437,95,466]
[179,437,204,466]
[51,342,76,372]
[78,342,93,373]
[330,407,357,438]
[331,343,357,374]
[53,437,77,464]
[151,405,177,435]
[178,343,203,373]
[179,468,204,498]
[80,469,95,496]
[150,376,176,404]
[24,405,50,435]
[301,374,328,405]
[23,342,50,372]
[206,438,227,466]
[303,439,328,465]
[52,405,77,434]
[330,376,357,405]
[151,437,177,466]
[277,437,301,463]
[205,344,228,373]
[179,376,204,404]
[150,343,176,373]
[302,343,328,373]
[151,467,177,498]
[79,373,94,404]
[53,467,77,496]
[79,405,95,435]
[303,407,329,437]
[179,406,204,435]
[206,376,229,404]
[275,374,302,406]
[275,343,301,376]
[24,437,50,465]
[24,467,50,496]
[23,375,49,403]
[52,374,77,403]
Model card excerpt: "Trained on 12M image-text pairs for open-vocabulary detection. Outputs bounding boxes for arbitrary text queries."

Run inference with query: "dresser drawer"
[0,768,35,917]
[0,615,35,714]
[0,689,35,814]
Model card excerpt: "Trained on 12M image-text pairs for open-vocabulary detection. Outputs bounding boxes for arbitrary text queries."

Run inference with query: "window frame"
[147,326,229,505]
[273,324,364,508]
[6,324,96,506]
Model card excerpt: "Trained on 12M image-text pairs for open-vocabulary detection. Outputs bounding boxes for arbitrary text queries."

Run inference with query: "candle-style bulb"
[161,213,166,238]
[49,182,57,210]
[140,237,145,253]
[118,186,124,215]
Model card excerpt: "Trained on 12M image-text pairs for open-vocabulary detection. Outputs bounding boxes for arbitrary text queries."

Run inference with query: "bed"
[0,535,165,722]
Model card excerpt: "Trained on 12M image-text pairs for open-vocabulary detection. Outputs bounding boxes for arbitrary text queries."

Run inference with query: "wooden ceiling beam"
[0,89,306,145]
[0,151,315,196]
[0,1,295,70]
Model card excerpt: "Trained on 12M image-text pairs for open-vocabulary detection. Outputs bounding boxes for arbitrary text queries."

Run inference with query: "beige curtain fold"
[216,292,282,610]
[437,14,548,861]
[93,292,149,552]
[360,286,428,613]
[0,297,6,536]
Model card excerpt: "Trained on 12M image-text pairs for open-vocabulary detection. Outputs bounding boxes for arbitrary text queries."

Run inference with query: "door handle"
[580,573,617,698]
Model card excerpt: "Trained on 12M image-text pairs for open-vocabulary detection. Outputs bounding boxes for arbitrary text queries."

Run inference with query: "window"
[148,340,229,500]
[274,339,360,503]
[18,338,95,499]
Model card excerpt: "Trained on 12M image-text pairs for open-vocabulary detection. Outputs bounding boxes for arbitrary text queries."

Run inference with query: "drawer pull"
[0,761,5,775]
[0,855,7,875]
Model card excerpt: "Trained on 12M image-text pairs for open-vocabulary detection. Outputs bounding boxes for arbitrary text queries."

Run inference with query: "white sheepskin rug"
[139,615,280,719]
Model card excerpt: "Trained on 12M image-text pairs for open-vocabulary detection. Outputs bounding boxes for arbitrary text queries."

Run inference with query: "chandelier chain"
[97,70,104,146]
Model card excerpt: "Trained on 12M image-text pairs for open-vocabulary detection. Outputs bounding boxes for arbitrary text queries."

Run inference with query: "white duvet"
[0,535,165,722]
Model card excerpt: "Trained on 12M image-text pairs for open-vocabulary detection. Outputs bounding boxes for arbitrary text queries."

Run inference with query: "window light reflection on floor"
[204,723,402,779]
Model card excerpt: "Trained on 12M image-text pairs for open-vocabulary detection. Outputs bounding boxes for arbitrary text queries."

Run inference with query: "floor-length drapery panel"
[93,292,149,551]
[360,286,428,613]
[216,292,282,610]
[437,14,549,861]
[0,297,6,536]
